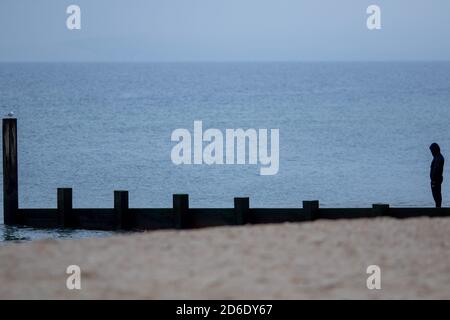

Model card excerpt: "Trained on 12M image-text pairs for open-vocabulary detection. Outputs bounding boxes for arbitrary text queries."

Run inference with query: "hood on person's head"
[430,143,441,157]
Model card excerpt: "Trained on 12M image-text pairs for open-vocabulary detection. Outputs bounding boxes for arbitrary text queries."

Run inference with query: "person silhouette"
[430,143,444,208]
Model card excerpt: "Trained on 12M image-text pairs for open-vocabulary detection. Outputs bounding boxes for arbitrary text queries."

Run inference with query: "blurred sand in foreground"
[0,217,449,299]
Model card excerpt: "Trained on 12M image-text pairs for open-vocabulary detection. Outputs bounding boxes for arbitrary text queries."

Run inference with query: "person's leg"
[437,183,442,208]
[432,183,442,208]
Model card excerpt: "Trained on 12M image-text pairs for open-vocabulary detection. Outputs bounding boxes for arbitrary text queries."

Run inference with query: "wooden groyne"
[3,118,450,231]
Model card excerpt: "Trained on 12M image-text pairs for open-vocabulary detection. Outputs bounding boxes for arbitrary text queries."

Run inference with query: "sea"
[0,62,449,242]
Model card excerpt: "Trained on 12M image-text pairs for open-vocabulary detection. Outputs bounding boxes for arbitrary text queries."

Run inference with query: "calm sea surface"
[0,62,449,242]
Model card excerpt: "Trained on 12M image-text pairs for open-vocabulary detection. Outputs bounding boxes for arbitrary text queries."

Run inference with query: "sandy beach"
[0,217,449,299]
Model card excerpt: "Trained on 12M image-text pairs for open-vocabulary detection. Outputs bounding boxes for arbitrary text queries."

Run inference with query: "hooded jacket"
[430,143,444,183]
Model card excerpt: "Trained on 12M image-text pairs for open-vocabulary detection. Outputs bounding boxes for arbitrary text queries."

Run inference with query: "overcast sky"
[0,0,449,62]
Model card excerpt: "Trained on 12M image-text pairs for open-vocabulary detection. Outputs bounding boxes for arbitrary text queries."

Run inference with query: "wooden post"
[173,194,189,229]
[3,118,19,225]
[57,188,73,228]
[303,200,319,221]
[234,197,250,225]
[372,203,389,217]
[114,190,129,229]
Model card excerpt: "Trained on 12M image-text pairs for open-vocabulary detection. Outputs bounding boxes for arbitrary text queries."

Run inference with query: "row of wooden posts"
[3,118,450,231]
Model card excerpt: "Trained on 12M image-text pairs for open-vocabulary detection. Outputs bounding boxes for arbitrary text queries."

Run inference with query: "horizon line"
[1,59,450,64]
